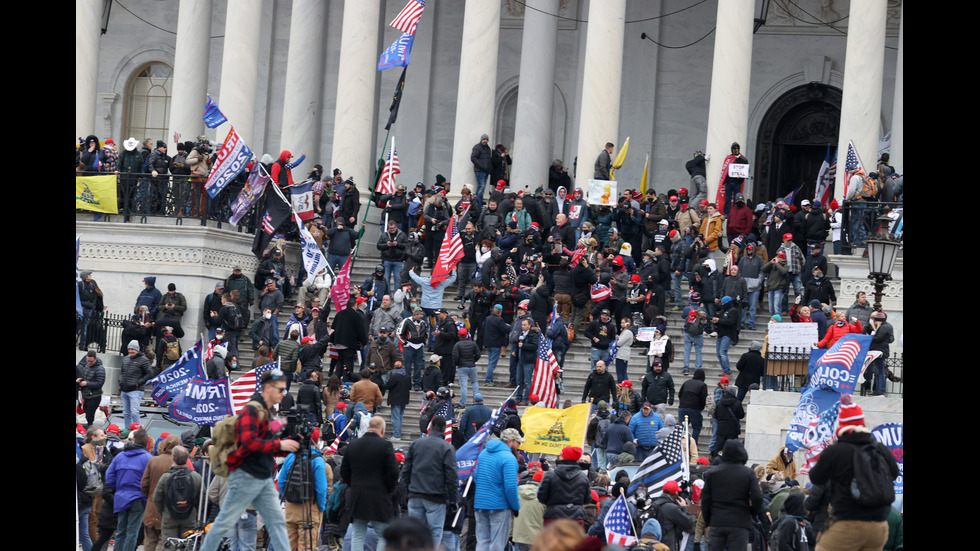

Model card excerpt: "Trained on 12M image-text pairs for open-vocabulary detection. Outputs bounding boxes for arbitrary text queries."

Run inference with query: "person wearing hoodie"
[513,469,547,550]
[141,434,185,550]
[770,492,815,551]
[814,312,863,349]
[270,149,306,192]
[473,428,523,551]
[537,446,592,525]
[636,518,671,551]
[711,387,745,457]
[649,480,696,551]
[701,439,763,551]
[713,296,739,375]
[734,341,766,402]
[105,428,153,551]
[134,276,163,321]
[677,368,708,443]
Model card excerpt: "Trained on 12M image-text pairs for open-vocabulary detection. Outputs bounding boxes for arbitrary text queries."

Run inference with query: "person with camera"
[198,369,300,551]
[278,423,330,551]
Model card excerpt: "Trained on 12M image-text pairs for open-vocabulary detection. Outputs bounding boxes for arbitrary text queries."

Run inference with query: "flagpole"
[619,491,640,544]
[353,125,393,263]
[683,415,691,483]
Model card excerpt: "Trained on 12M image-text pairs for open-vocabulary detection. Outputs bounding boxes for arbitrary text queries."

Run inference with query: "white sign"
[587,179,617,206]
[728,163,749,178]
[647,338,667,356]
[636,327,656,342]
[767,322,818,351]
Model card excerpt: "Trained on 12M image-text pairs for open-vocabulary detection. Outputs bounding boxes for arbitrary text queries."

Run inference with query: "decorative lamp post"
[864,214,901,310]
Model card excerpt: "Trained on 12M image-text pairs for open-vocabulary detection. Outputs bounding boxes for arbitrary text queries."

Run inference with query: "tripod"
[283,436,321,551]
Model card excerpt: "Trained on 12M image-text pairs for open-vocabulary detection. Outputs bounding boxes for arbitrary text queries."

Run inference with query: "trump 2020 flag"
[604,493,636,547]
[229,167,270,225]
[206,126,254,198]
[170,377,233,426]
[203,95,228,128]
[785,385,840,452]
[378,33,415,71]
[808,334,872,394]
[149,340,205,405]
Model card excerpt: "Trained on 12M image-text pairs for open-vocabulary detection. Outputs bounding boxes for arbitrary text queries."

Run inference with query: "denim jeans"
[592,447,607,471]
[782,272,803,313]
[79,308,93,349]
[122,390,143,428]
[615,359,629,383]
[113,498,145,551]
[589,347,606,371]
[442,530,460,551]
[716,335,732,374]
[326,253,347,274]
[485,347,501,383]
[457,366,479,407]
[390,404,406,439]
[509,350,520,386]
[352,518,388,551]
[200,469,292,551]
[683,332,703,372]
[474,171,489,204]
[408,497,445,549]
[475,508,512,551]
[678,408,703,443]
[871,357,887,394]
[230,511,258,551]
[708,417,719,455]
[78,506,92,551]
[404,346,425,387]
[742,290,760,328]
[768,288,785,317]
[850,201,867,246]
[383,261,403,298]
[671,272,684,304]
[517,361,534,402]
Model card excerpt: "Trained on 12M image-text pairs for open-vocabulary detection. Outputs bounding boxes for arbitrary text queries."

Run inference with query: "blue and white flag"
[872,422,903,506]
[149,340,205,404]
[297,216,330,287]
[75,237,83,318]
[203,95,228,128]
[785,385,840,452]
[170,377,233,426]
[604,493,637,547]
[808,334,872,394]
[378,33,415,71]
[456,400,510,489]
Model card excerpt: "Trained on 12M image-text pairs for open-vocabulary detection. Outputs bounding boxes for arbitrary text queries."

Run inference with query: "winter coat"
[140,435,181,530]
[816,320,863,349]
[105,443,153,512]
[762,259,789,291]
[135,276,163,320]
[76,357,106,401]
[808,430,899,522]
[402,432,458,503]
[650,495,697,551]
[473,439,520,511]
[629,410,665,448]
[340,432,400,522]
[537,460,592,521]
[642,369,675,406]
[677,370,707,411]
[713,390,744,438]
[513,482,547,545]
[452,339,482,368]
[119,352,153,392]
[601,416,634,455]
[582,370,616,404]
[734,350,765,389]
[701,440,763,529]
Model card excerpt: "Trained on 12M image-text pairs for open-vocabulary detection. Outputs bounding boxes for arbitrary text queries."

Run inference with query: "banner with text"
[205,126,253,198]
[170,377,233,426]
[519,403,590,455]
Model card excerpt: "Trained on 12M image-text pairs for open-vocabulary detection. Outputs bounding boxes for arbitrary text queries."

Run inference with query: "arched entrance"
[754,83,841,204]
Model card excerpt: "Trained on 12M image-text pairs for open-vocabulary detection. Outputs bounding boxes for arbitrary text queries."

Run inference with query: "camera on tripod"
[284,404,317,442]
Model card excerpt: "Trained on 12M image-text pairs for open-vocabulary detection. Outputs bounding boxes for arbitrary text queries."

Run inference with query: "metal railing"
[839,200,903,252]
[76,171,266,233]
[763,346,903,397]
[76,311,132,355]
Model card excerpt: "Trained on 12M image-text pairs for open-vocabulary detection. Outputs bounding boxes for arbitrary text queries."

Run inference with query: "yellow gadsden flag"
[609,136,630,181]
[76,175,119,214]
[519,403,590,455]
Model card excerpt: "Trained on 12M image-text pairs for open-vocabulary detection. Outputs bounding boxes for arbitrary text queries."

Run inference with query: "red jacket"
[726,204,755,237]
[270,150,295,189]
[817,320,862,349]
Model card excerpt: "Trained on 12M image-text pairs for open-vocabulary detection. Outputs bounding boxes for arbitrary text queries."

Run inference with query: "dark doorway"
[754,83,841,205]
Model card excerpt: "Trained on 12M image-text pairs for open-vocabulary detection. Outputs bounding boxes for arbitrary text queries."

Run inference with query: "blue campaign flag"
[378,33,415,71]
[170,377,233,426]
[203,94,228,128]
[807,334,873,394]
[785,385,840,451]
[75,237,83,318]
[456,403,506,489]
[149,340,205,405]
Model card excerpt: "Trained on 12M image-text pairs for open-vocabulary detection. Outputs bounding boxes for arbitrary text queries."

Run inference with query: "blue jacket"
[105,445,152,512]
[629,410,664,448]
[327,411,349,441]
[135,276,162,319]
[459,402,493,440]
[483,314,511,348]
[473,439,520,511]
[601,416,634,455]
[409,270,457,310]
[278,448,329,511]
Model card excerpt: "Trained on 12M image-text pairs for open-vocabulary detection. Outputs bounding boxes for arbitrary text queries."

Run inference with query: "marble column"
[76,0,102,137]
[510,0,560,195]
[449,0,501,201]
[330,0,381,199]
[834,0,887,202]
[217,0,263,143]
[574,0,627,193]
[703,0,754,203]
[890,3,903,173]
[169,0,212,144]
[281,0,326,154]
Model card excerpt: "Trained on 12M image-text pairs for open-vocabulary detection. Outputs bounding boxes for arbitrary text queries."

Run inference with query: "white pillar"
[217,0,263,143]
[169,0,213,145]
[890,3,903,173]
[449,0,501,201]
[281,0,326,154]
[703,0,755,203]
[76,0,102,137]
[330,0,381,196]
[510,0,559,195]
[574,0,627,192]
[834,0,887,202]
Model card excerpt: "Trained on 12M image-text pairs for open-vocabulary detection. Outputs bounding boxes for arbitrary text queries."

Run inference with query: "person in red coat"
[726,193,755,239]
[814,312,862,349]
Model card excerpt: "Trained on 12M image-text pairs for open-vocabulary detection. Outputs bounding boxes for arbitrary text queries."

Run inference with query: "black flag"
[251,189,292,257]
[385,67,407,130]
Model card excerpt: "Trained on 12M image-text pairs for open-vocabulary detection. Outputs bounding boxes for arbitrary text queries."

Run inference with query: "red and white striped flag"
[229,362,278,413]
[390,0,426,35]
[376,142,400,195]
[530,305,561,409]
[430,214,463,288]
[331,249,355,308]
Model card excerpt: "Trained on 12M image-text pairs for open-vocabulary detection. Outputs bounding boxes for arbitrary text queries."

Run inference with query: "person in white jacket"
[614,317,635,383]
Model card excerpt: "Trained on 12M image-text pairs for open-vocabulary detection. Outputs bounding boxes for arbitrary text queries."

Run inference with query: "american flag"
[428,399,455,442]
[229,362,278,413]
[814,146,836,206]
[823,339,862,366]
[202,339,216,363]
[390,0,426,35]
[530,305,561,408]
[376,145,400,195]
[331,248,355,308]
[430,214,463,288]
[843,140,864,198]
[261,210,275,234]
[627,425,686,498]
[603,493,637,547]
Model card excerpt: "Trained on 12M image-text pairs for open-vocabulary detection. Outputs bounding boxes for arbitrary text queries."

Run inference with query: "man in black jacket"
[339,177,360,226]
[452,328,482,407]
[341,417,400,551]
[701,439,763,551]
[808,395,899,551]
[677,368,708,443]
[402,415,458,548]
[331,299,368,381]
[585,309,617,371]
[863,311,895,396]
[432,309,459,387]
[582,360,615,408]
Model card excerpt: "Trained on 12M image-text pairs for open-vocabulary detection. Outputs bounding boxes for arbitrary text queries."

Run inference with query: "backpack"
[230,304,247,331]
[859,174,878,199]
[326,481,346,523]
[770,515,812,551]
[567,324,575,343]
[165,339,181,361]
[164,468,196,520]
[210,400,266,477]
[321,415,338,444]
[595,417,612,448]
[82,460,103,498]
[849,442,895,507]
[283,455,313,503]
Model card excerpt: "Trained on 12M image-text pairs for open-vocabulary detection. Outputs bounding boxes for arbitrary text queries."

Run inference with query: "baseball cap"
[500,428,525,443]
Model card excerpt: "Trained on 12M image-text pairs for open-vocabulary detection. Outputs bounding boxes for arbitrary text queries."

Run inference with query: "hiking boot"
[505,383,517,388]
[484,381,495,387]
